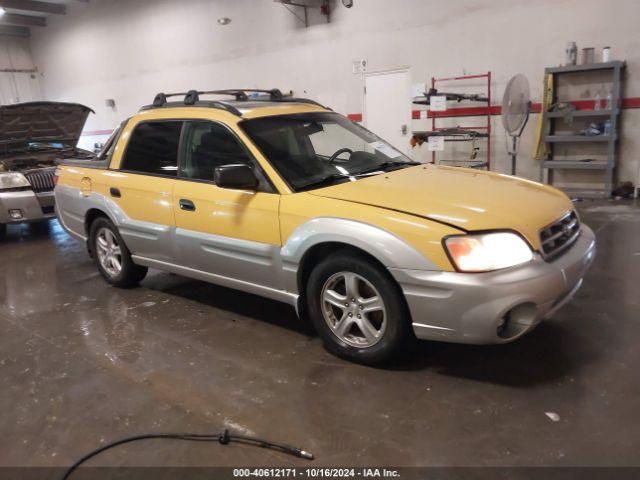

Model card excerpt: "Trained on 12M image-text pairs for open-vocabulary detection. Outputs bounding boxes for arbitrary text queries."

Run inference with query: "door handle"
[179,199,196,211]
[110,187,121,198]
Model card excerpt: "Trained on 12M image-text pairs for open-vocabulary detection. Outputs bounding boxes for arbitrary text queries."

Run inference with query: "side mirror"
[214,164,258,190]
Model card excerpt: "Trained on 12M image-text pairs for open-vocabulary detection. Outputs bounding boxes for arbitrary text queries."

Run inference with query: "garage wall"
[0,36,41,104]
[29,0,640,185]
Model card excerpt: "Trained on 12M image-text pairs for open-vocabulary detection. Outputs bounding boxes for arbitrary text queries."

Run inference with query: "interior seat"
[190,130,249,179]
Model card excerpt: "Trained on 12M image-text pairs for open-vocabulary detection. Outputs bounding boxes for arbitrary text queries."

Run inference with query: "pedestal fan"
[502,74,532,175]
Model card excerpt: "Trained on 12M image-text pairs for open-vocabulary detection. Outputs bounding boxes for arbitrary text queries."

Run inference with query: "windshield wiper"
[297,173,352,191]
[353,160,420,175]
[296,161,420,191]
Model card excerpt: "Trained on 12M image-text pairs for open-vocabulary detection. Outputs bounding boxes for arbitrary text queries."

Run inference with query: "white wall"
[0,36,41,104]
[30,0,640,185]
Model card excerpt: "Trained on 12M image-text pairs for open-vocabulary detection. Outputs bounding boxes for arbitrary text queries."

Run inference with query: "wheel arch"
[85,208,111,236]
[281,217,438,274]
[297,241,390,298]
[84,208,117,257]
[281,217,438,316]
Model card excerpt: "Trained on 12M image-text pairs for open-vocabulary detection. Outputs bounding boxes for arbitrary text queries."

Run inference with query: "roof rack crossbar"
[148,88,329,114]
[142,99,242,116]
[152,88,285,107]
[200,89,284,101]
[152,91,198,106]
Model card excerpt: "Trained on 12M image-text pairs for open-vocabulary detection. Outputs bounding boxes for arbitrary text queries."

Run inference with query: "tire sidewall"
[89,217,140,287]
[306,253,410,364]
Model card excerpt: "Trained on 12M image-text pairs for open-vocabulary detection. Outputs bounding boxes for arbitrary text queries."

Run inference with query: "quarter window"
[96,122,122,161]
[180,121,254,182]
[120,121,183,176]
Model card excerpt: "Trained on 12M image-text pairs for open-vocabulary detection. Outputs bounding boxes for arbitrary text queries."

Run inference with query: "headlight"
[0,172,30,190]
[444,231,533,272]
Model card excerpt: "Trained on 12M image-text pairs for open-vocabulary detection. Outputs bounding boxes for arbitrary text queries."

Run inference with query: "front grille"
[539,210,581,260]
[24,168,56,193]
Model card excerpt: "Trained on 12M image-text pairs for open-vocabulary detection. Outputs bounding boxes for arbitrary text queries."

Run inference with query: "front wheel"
[89,217,147,288]
[306,252,412,365]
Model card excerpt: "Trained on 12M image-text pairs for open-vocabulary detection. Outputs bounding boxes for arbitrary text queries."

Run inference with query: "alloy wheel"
[96,227,122,277]
[320,271,387,348]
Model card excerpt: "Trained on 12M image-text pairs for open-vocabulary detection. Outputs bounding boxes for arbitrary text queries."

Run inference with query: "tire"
[89,217,148,288]
[306,251,412,365]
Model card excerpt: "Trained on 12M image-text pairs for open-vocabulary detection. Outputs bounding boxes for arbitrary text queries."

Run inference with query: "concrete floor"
[1,200,639,470]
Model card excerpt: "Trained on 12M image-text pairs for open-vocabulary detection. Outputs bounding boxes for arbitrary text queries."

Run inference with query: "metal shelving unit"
[542,160,608,170]
[413,72,492,169]
[545,134,614,143]
[540,61,625,198]
[546,108,618,118]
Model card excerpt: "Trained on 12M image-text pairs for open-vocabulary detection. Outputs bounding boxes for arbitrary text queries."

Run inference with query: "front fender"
[279,217,440,294]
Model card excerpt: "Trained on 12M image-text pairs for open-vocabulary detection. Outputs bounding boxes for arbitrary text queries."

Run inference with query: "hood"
[309,164,574,250]
[0,101,94,150]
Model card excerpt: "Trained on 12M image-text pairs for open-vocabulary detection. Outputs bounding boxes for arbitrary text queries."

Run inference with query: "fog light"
[9,209,23,219]
[497,303,538,340]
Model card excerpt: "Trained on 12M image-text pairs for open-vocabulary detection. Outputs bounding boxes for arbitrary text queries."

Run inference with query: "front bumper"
[0,190,56,224]
[390,225,596,344]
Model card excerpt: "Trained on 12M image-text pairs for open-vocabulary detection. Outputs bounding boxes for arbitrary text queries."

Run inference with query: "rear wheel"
[306,252,411,365]
[89,217,147,288]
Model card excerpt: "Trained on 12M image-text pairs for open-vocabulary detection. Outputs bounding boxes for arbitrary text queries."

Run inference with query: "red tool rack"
[426,71,492,169]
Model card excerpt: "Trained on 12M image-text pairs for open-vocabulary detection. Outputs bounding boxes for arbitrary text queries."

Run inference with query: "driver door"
[172,120,281,287]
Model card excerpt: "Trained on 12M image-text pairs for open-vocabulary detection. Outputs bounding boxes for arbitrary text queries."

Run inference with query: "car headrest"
[199,131,239,154]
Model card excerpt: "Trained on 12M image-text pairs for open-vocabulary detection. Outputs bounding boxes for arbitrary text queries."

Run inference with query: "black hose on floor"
[62,429,314,480]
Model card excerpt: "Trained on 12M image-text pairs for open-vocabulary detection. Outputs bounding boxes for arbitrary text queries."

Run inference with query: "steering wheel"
[328,148,353,164]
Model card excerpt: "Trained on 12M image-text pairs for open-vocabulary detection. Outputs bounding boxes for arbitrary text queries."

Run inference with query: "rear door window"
[120,121,183,176]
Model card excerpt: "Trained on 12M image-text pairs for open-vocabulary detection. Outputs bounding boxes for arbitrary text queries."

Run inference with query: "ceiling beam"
[0,0,66,15]
[0,24,30,37]
[0,13,46,26]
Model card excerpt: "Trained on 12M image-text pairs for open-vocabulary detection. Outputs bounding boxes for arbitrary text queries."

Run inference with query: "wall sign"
[428,136,445,151]
[429,95,447,112]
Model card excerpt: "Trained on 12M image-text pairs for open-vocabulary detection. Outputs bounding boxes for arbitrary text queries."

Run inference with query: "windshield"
[240,112,417,191]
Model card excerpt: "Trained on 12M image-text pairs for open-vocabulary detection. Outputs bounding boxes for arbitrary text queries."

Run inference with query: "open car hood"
[0,101,94,150]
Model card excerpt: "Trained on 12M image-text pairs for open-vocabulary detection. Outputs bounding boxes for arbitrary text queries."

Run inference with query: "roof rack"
[144,88,329,115]
[202,88,285,101]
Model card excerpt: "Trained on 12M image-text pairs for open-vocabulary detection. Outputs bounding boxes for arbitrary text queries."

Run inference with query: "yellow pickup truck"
[54,89,596,364]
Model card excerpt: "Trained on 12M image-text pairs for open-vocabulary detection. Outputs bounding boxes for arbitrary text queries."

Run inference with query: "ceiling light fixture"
[217,17,231,26]
[0,7,6,16]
